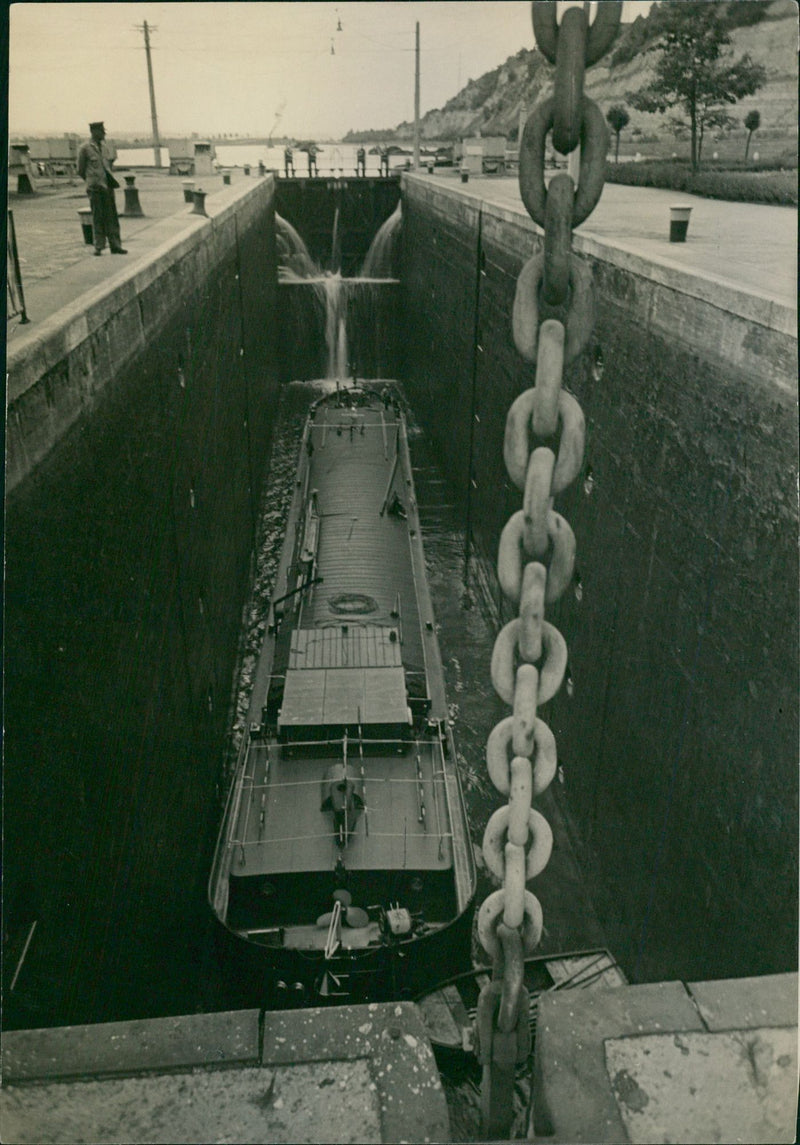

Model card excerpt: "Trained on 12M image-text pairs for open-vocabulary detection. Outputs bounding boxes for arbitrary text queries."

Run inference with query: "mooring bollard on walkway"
[191,189,208,217]
[78,209,94,245]
[669,205,692,242]
[9,145,36,195]
[182,180,195,203]
[122,175,144,218]
[223,171,231,185]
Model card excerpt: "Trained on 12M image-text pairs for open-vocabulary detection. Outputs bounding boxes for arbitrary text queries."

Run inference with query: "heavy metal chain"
[475,4,622,1137]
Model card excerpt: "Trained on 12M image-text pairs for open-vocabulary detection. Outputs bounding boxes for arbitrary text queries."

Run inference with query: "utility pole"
[413,21,420,170]
[136,20,162,168]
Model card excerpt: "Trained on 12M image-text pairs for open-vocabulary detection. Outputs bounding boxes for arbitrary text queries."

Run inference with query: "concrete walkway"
[8,168,796,348]
[420,170,797,310]
[6,170,248,342]
[532,971,798,1143]
[1,1002,449,1144]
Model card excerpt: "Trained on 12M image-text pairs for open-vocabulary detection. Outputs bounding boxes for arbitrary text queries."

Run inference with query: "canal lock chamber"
[3,173,796,1030]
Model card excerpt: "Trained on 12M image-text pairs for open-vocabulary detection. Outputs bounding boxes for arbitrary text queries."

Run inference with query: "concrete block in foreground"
[1,1009,261,1081]
[1,1002,449,1144]
[531,973,798,1144]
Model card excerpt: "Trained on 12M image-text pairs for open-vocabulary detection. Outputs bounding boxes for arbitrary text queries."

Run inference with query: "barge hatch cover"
[278,665,410,729]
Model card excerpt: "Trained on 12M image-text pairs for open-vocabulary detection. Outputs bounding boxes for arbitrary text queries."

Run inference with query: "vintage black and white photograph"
[4,1,798,1141]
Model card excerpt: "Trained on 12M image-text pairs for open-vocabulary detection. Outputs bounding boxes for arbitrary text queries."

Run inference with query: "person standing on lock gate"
[356,147,366,177]
[284,146,294,177]
[77,121,127,256]
[307,144,318,177]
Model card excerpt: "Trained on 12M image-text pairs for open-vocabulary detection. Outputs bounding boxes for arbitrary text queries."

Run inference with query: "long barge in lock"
[209,383,476,1003]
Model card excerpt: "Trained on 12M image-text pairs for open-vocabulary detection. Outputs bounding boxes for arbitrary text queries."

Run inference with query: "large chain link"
[477,4,622,1137]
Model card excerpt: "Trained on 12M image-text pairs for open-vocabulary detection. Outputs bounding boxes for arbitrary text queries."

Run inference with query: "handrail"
[208,722,253,894]
[415,750,427,826]
[435,721,459,865]
[262,733,438,751]
[6,211,30,325]
[240,773,448,791]
[357,708,369,835]
[232,828,453,848]
[429,735,445,859]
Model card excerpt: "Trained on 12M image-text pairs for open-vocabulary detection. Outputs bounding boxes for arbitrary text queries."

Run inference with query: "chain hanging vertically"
[476,3,622,1138]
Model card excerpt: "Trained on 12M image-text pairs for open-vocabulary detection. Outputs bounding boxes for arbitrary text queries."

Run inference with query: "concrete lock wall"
[399,177,798,985]
[4,178,279,1025]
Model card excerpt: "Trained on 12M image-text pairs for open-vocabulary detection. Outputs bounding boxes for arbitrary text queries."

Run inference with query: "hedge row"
[604,161,797,205]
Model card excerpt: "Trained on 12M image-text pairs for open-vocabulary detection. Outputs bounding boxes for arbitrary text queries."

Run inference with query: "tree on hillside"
[606,105,630,163]
[700,108,738,162]
[626,2,766,171]
[723,2,770,30]
[744,109,761,161]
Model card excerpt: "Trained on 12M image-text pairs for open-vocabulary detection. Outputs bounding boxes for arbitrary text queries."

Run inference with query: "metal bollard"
[122,175,144,218]
[191,189,208,217]
[223,172,231,185]
[258,161,266,176]
[669,205,692,242]
[243,164,251,176]
[78,208,94,245]
[182,179,195,203]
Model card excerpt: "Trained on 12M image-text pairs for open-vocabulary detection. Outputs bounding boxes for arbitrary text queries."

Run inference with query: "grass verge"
[605,159,797,205]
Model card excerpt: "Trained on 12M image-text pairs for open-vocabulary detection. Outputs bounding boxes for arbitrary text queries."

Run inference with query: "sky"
[8,1,654,140]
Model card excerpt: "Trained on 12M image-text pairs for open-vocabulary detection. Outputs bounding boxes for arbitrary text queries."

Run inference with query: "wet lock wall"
[400,177,798,985]
[4,180,280,1027]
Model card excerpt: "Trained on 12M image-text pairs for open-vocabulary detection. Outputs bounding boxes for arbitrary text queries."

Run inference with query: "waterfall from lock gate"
[276,204,401,382]
[275,214,319,281]
[323,274,349,381]
[331,206,341,275]
[361,202,402,280]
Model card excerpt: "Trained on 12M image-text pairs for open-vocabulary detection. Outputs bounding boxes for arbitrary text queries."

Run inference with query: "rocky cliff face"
[391,0,797,142]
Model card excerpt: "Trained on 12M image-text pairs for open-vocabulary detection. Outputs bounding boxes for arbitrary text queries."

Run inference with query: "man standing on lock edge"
[77,121,127,256]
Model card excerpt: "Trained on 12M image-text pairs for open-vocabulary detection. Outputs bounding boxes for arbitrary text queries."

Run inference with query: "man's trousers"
[87,186,122,252]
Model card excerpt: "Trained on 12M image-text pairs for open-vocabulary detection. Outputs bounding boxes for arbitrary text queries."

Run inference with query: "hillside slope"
[378,0,797,143]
